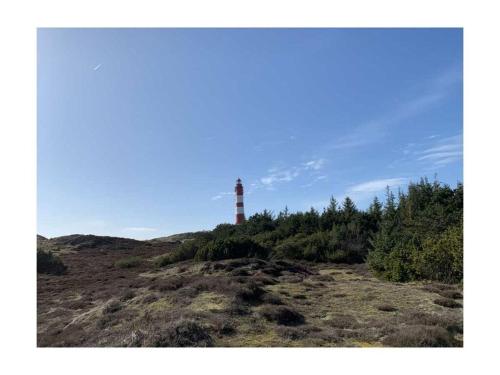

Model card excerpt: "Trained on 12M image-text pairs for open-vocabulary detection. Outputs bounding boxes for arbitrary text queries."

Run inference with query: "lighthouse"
[235,178,245,224]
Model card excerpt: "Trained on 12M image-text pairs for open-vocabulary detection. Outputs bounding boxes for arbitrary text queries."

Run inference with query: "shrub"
[328,222,368,263]
[433,298,462,308]
[37,250,67,275]
[399,310,462,333]
[438,290,463,299]
[226,300,250,316]
[302,231,332,262]
[252,230,283,250]
[145,319,214,347]
[274,232,338,262]
[114,256,142,268]
[234,281,266,304]
[414,225,463,283]
[195,236,268,262]
[276,326,307,340]
[274,234,307,260]
[156,239,200,266]
[97,314,116,329]
[383,239,419,282]
[103,300,123,314]
[259,305,305,326]
[377,304,398,312]
[151,276,187,292]
[211,317,236,336]
[261,293,284,305]
[230,268,250,276]
[420,284,441,294]
[326,314,359,329]
[382,325,456,347]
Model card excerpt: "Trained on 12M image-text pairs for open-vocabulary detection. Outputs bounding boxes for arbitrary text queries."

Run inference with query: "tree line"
[158,177,463,283]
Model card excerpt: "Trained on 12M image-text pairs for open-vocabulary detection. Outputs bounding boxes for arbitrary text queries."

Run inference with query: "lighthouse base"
[236,213,245,224]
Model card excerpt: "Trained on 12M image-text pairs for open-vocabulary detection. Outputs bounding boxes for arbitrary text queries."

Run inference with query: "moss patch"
[189,292,230,312]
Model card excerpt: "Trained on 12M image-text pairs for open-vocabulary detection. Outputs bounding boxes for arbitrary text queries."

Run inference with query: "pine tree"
[320,196,339,231]
[383,186,397,220]
[341,196,357,222]
[368,196,382,221]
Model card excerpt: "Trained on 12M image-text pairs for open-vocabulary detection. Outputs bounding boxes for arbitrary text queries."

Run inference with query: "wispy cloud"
[418,151,462,161]
[330,93,444,150]
[328,66,460,151]
[385,133,462,172]
[261,168,300,186]
[417,134,462,168]
[347,177,407,194]
[258,158,327,190]
[303,158,326,171]
[122,227,157,232]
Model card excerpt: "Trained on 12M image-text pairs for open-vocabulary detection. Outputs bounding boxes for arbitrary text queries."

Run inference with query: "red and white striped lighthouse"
[235,178,245,224]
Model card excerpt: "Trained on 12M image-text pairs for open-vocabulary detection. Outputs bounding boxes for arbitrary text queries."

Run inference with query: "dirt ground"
[37,238,463,347]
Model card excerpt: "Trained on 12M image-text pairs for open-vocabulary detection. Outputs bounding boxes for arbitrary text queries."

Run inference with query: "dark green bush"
[37,250,67,275]
[384,241,418,282]
[195,236,268,261]
[252,230,283,250]
[156,239,201,267]
[302,231,332,262]
[414,225,463,283]
[114,256,142,268]
[274,234,307,260]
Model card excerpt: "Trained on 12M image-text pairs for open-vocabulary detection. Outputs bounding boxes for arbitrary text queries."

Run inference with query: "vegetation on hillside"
[115,256,143,269]
[157,177,463,283]
[37,249,67,275]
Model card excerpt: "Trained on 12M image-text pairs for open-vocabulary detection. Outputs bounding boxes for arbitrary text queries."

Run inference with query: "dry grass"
[37,242,462,347]
[325,314,359,329]
[382,325,457,347]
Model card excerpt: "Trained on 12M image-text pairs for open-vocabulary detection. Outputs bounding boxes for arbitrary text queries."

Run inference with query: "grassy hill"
[37,233,462,347]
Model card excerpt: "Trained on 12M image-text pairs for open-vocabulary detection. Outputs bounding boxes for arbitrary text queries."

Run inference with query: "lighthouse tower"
[235,178,245,224]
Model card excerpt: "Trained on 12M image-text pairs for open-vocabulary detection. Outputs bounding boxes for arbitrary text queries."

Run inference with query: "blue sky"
[38,28,463,239]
